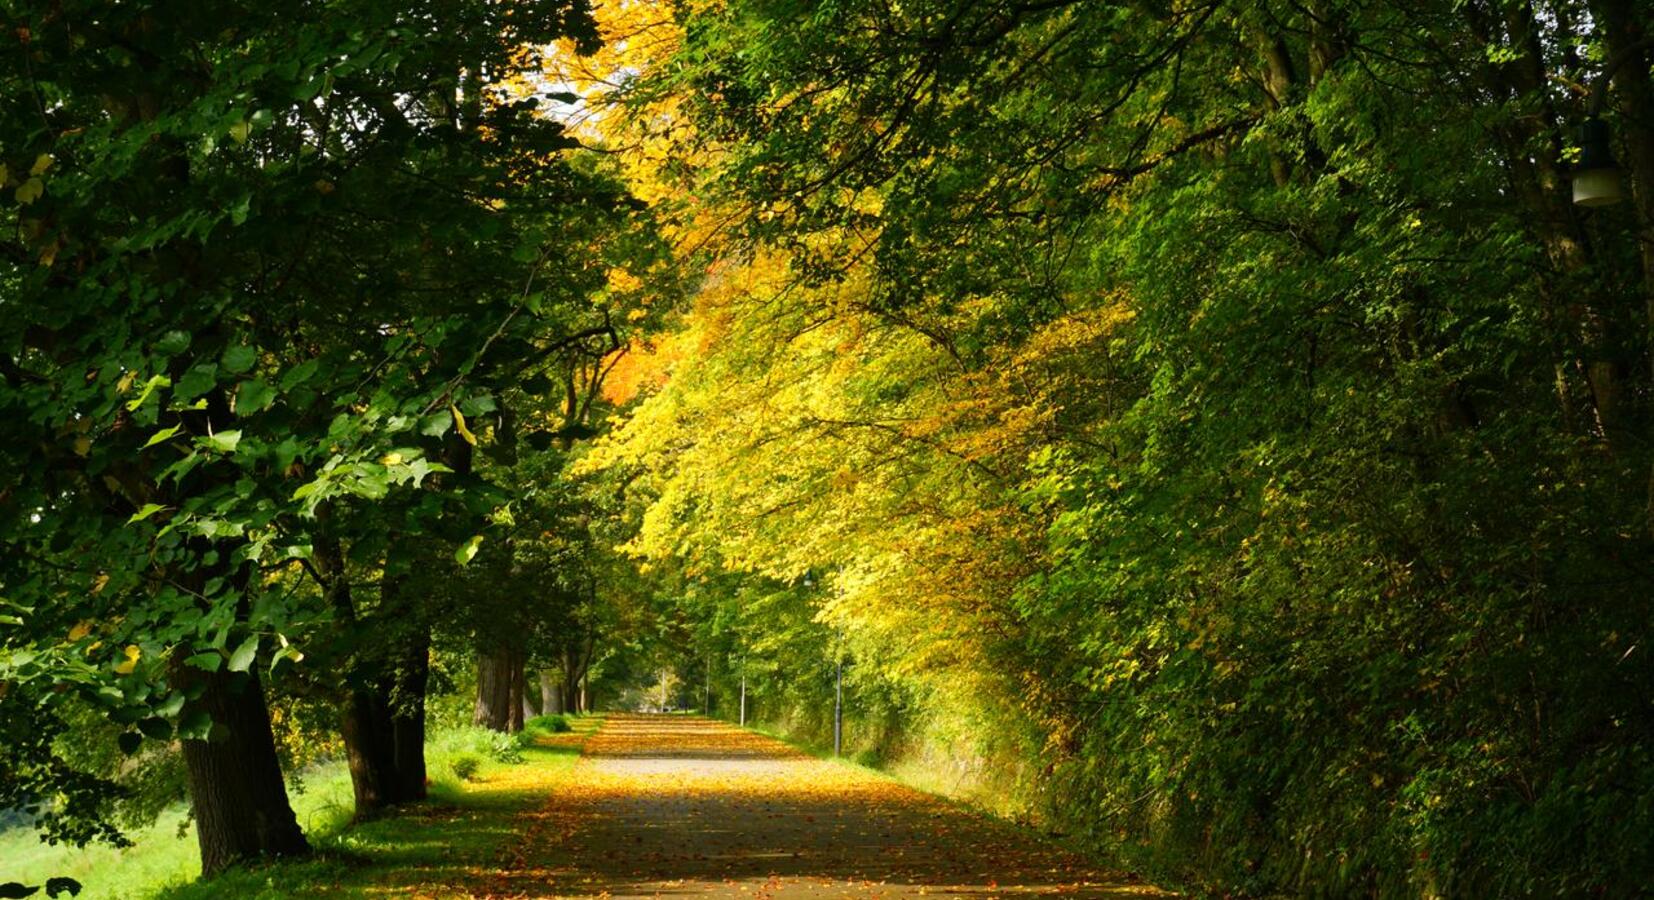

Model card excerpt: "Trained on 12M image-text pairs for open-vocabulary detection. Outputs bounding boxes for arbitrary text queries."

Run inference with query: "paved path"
[498,714,1163,898]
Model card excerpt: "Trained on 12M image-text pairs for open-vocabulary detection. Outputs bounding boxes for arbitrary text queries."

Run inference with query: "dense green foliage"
[5,0,1653,895]
[582,0,1654,894]
[0,0,662,879]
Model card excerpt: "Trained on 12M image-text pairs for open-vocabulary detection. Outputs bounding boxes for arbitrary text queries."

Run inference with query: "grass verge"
[0,716,601,899]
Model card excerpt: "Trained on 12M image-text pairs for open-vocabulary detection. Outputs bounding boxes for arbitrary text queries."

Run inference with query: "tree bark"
[561,648,580,714]
[508,654,526,733]
[1589,0,1654,533]
[542,669,565,714]
[315,515,412,819]
[389,622,430,801]
[560,633,595,714]
[339,685,398,819]
[474,647,515,732]
[177,665,310,875]
[521,668,542,723]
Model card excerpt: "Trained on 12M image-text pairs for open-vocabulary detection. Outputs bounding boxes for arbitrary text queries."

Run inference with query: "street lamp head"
[1573,117,1624,207]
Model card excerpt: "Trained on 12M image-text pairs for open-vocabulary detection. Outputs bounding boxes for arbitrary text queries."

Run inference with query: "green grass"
[0,718,600,899]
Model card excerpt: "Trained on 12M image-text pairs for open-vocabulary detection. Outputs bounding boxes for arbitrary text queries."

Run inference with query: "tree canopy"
[4,0,1653,896]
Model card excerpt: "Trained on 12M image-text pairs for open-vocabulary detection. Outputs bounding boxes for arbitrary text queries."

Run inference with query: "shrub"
[429,725,524,766]
[525,714,572,734]
[449,755,482,782]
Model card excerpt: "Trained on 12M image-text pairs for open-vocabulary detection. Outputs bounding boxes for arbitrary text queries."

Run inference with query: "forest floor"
[470,713,1164,898]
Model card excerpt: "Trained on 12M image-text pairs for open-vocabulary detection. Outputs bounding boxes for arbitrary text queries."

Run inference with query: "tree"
[0,0,650,869]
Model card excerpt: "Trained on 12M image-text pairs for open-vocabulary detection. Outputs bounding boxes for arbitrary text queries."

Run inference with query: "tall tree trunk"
[316,514,404,820]
[389,621,430,802]
[474,647,515,732]
[541,669,564,715]
[339,686,398,819]
[508,653,526,733]
[560,633,595,714]
[177,665,310,875]
[521,669,542,723]
[561,645,582,714]
[1590,0,1654,534]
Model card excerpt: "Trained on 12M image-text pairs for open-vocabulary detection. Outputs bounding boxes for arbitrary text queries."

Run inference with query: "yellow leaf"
[39,240,58,268]
[0,163,9,185]
[15,177,44,205]
[229,121,252,144]
[314,179,335,194]
[381,451,404,466]
[451,404,478,446]
[30,153,52,176]
[117,370,137,394]
[68,620,94,641]
[91,573,110,594]
[114,644,141,675]
[73,434,90,456]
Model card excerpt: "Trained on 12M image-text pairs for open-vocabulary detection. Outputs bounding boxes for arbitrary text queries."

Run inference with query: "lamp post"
[833,634,843,757]
[1573,37,1654,207]
[804,570,845,756]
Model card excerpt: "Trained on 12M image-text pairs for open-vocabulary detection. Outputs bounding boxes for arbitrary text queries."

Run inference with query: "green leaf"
[138,717,173,741]
[174,364,218,402]
[236,377,276,414]
[460,394,498,416]
[269,644,305,675]
[117,731,143,756]
[221,345,257,374]
[227,635,260,673]
[143,425,182,448]
[280,359,320,390]
[178,709,213,740]
[125,374,171,411]
[127,504,167,524]
[155,331,192,356]
[455,534,484,566]
[156,693,186,717]
[293,75,327,101]
[204,430,242,453]
[419,412,453,437]
[184,651,223,672]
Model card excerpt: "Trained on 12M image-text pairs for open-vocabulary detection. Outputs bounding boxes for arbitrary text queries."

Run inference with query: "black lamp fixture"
[1573,117,1622,207]
[1572,36,1654,207]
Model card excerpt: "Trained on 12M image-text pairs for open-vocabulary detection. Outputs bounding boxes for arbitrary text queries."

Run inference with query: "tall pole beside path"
[834,653,843,756]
